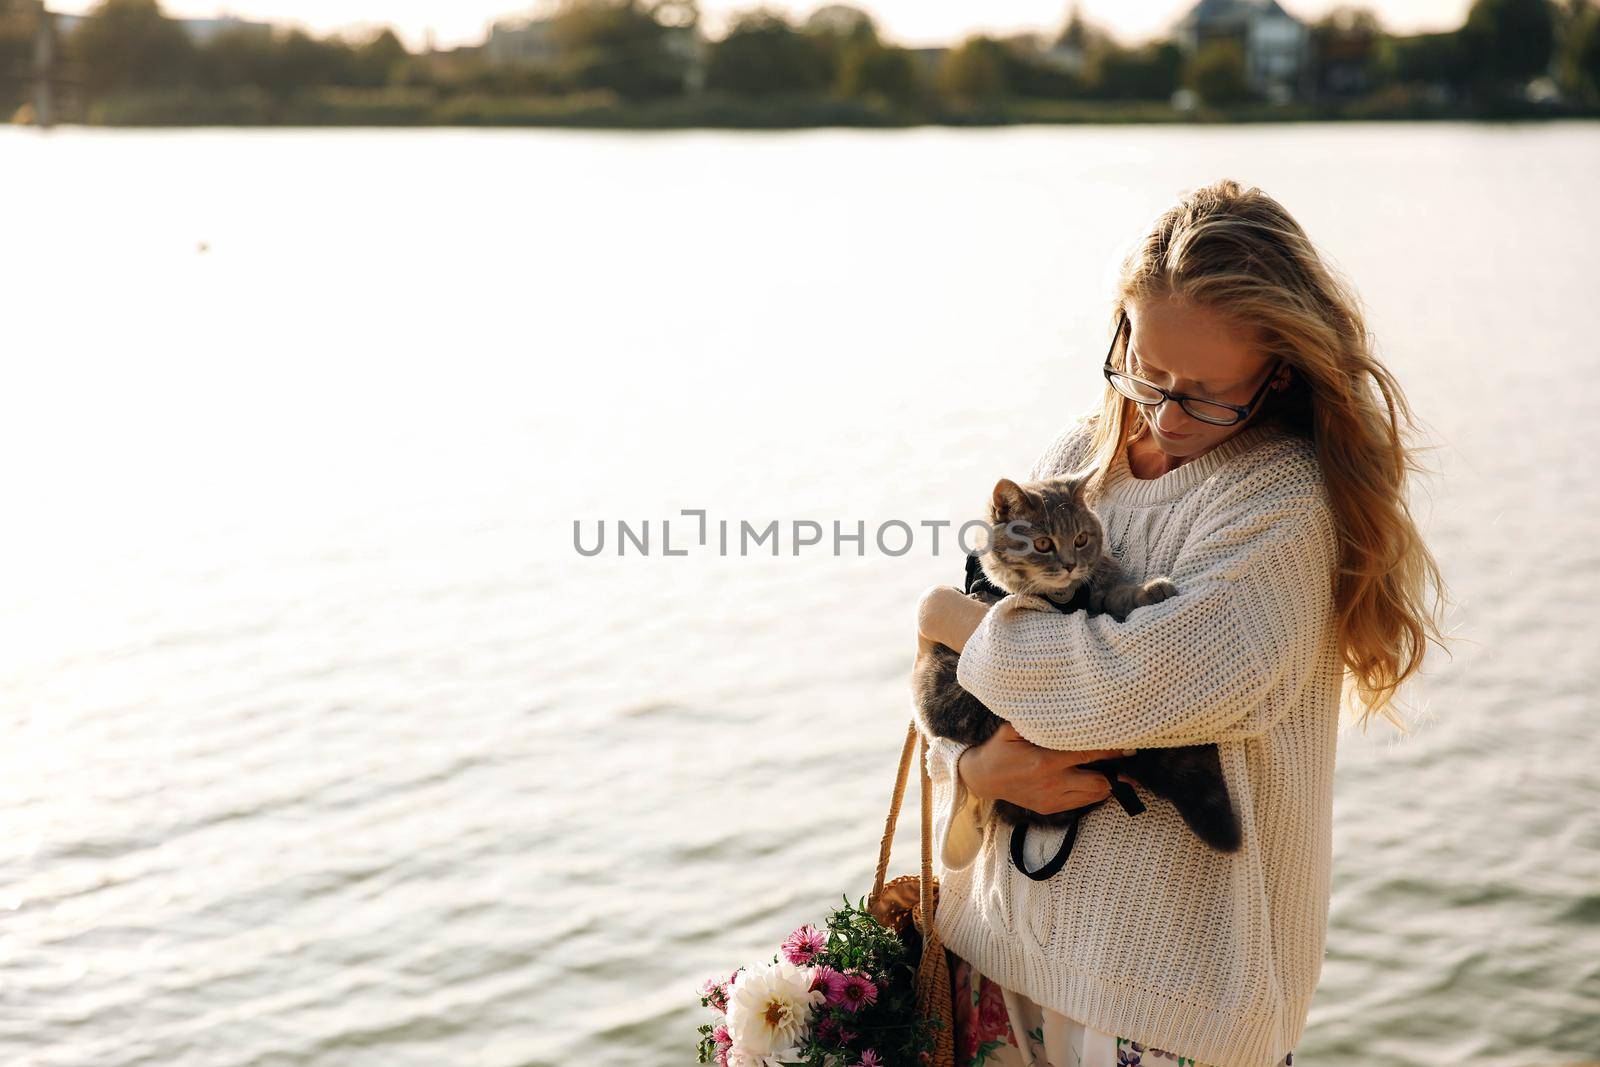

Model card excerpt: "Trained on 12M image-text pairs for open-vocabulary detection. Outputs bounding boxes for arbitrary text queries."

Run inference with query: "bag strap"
[911,726,953,1067]
[864,720,959,1067]
[916,727,938,933]
[868,721,942,933]
[869,720,919,911]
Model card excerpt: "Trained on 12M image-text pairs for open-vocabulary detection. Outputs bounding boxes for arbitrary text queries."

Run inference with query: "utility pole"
[32,4,56,128]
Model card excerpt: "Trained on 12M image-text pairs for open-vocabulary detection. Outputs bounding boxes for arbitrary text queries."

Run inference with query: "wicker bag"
[866,721,957,1067]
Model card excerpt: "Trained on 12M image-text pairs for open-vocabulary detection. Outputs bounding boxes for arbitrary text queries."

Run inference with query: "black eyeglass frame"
[1101,309,1284,427]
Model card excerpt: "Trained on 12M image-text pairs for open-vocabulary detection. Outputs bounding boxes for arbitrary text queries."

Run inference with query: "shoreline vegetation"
[71,87,1600,128]
[6,0,1600,129]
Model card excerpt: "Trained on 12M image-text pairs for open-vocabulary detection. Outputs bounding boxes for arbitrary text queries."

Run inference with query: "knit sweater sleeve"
[954,457,1338,751]
[923,731,991,871]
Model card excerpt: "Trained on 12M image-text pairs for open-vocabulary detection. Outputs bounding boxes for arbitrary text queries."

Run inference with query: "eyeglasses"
[1101,309,1283,427]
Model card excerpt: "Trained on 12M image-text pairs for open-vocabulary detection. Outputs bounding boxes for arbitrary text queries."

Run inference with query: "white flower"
[724,959,824,1062]
[725,1045,805,1067]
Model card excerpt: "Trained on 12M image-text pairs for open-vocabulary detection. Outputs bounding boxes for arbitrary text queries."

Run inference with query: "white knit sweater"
[922,413,1342,1067]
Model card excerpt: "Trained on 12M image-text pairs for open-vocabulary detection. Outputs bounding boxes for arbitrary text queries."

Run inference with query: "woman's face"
[1124,295,1288,461]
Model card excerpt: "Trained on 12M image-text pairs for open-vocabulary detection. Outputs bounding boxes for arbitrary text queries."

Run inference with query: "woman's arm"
[917,589,989,654]
[917,611,1136,870]
[955,478,1339,752]
[923,732,989,871]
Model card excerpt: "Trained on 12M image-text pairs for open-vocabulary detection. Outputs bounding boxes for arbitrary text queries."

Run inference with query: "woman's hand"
[957,722,1140,816]
[917,585,990,654]
[916,585,1143,812]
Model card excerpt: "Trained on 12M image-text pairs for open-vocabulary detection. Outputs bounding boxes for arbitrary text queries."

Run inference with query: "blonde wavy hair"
[1081,179,1448,734]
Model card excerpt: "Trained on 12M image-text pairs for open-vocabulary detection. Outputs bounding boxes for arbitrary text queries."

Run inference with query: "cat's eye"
[1073,532,1090,548]
[1032,536,1054,553]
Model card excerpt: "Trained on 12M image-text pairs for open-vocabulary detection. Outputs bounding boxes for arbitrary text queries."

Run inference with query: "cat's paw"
[1139,577,1178,605]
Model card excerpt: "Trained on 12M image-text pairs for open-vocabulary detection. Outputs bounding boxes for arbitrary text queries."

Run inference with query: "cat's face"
[979,476,1106,599]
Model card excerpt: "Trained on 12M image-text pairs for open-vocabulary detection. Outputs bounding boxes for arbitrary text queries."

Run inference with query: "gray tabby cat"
[912,473,1242,871]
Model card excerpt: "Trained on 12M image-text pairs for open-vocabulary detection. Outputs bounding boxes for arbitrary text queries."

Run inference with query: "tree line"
[4,0,1599,124]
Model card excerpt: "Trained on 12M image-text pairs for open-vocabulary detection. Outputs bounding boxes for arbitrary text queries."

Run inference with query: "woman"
[913,179,1446,1067]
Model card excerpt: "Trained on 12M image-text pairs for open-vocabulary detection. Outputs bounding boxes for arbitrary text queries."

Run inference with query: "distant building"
[483,12,707,92]
[1043,2,1092,77]
[997,31,1049,63]
[174,16,274,45]
[662,24,706,93]
[484,15,558,66]
[906,45,948,83]
[1172,0,1308,102]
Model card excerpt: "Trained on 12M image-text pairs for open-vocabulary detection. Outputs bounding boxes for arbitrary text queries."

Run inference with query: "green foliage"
[76,14,418,100]
[271,29,349,89]
[1186,39,1255,105]
[820,894,915,978]
[997,47,1086,100]
[802,4,878,46]
[195,27,281,91]
[705,9,831,97]
[436,90,903,126]
[1308,6,1385,96]
[1568,0,1600,99]
[351,29,409,88]
[548,0,691,100]
[940,35,1008,100]
[1379,28,1471,88]
[835,37,919,108]
[1090,41,1183,100]
[0,0,40,113]
[85,84,440,125]
[1461,0,1557,87]
[70,0,196,95]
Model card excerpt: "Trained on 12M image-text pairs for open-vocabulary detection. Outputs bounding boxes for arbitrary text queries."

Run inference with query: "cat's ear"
[991,478,1033,523]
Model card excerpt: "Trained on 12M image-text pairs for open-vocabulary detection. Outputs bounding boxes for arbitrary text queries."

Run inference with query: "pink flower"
[811,965,849,1007]
[815,1016,842,1044]
[840,1027,859,1043]
[712,1024,730,1046]
[699,976,730,1013]
[781,923,827,965]
[857,1051,883,1067]
[839,974,879,1013]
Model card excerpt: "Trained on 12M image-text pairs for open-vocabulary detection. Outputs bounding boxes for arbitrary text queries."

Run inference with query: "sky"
[49,0,1475,51]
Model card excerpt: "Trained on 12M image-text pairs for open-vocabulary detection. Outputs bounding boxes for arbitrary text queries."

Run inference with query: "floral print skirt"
[945,949,1294,1067]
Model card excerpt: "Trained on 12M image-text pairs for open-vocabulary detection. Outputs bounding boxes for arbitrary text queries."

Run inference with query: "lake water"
[1,122,1597,1067]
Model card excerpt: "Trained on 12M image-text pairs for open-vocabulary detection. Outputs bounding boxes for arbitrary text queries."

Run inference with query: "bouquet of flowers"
[694,896,940,1067]
[694,724,955,1067]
